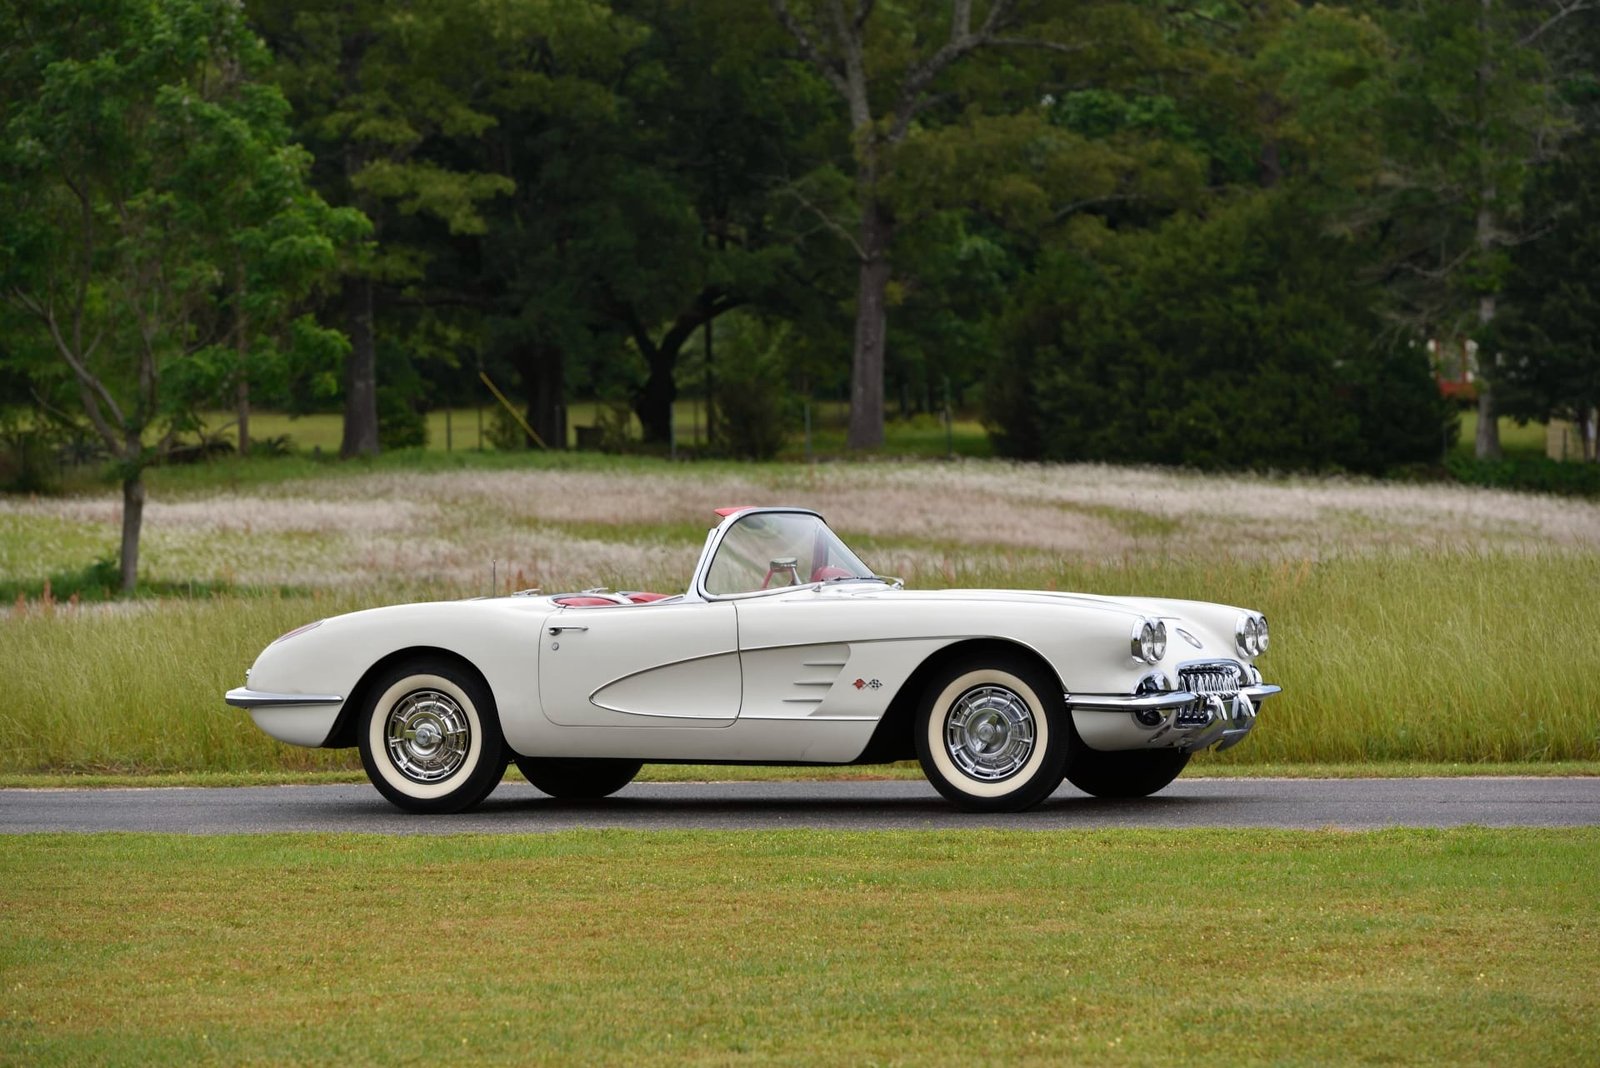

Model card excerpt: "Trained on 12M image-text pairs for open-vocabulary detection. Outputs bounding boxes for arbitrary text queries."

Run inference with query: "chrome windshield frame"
[687,507,878,603]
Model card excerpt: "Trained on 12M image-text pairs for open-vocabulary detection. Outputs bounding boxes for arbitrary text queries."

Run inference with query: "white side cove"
[539,601,740,727]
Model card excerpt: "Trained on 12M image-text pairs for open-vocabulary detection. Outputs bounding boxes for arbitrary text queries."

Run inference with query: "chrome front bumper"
[224,688,346,748]
[224,687,344,709]
[1065,683,1281,753]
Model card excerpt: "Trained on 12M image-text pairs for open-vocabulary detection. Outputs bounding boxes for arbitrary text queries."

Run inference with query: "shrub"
[0,424,59,493]
[1446,455,1600,496]
[985,193,1452,474]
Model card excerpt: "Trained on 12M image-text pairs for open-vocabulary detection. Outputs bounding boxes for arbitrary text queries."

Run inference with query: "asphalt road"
[3,777,1598,834]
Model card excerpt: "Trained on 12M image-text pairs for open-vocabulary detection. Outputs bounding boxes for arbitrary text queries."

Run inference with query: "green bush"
[986,193,1453,474]
[377,388,428,450]
[0,424,59,493]
[1446,455,1600,496]
[712,320,797,460]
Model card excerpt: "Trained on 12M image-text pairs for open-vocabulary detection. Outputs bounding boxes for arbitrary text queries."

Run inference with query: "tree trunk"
[1474,299,1502,461]
[635,341,676,445]
[703,317,717,448]
[848,196,893,450]
[235,269,250,457]
[236,375,251,458]
[1471,1,1502,463]
[119,472,144,593]
[340,276,380,458]
[516,345,567,449]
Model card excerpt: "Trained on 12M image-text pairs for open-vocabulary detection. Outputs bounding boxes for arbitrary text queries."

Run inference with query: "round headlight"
[1235,613,1257,658]
[1257,615,1269,653]
[1151,620,1168,661]
[1131,618,1158,663]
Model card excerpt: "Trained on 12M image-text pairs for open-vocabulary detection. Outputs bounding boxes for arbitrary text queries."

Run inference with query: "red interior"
[552,593,670,607]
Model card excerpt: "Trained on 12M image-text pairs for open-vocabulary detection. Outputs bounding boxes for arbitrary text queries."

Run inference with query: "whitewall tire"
[915,656,1070,812]
[357,659,505,814]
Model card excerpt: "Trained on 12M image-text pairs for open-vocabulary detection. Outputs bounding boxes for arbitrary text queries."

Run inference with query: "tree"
[1495,134,1600,458]
[248,0,515,456]
[768,0,1082,449]
[1357,0,1596,459]
[985,192,1451,473]
[0,0,364,590]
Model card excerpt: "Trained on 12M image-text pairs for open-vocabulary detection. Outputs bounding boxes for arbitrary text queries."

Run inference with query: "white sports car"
[225,506,1278,813]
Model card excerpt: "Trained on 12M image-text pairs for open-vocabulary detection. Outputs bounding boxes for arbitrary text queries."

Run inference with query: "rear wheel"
[357,658,505,814]
[515,757,643,800]
[1063,748,1190,798]
[915,655,1070,813]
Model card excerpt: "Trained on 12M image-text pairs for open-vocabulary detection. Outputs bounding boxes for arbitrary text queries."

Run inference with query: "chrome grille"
[1175,662,1242,728]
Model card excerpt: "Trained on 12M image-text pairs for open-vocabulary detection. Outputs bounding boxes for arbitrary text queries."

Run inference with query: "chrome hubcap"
[385,689,470,784]
[945,685,1036,782]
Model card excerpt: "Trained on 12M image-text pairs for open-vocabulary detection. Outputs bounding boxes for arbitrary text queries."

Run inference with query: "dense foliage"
[3,4,1599,552]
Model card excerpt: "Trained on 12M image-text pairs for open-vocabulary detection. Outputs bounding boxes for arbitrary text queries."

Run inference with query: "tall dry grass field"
[4,457,1598,772]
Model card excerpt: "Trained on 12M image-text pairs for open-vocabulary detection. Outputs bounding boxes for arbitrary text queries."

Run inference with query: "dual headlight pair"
[1132,614,1271,663]
[1130,618,1167,664]
[1235,613,1270,657]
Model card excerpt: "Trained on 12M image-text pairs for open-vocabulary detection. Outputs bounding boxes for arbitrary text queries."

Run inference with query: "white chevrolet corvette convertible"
[225,506,1278,813]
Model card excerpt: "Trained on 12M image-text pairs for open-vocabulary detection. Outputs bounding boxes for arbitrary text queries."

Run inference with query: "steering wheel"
[761,557,801,589]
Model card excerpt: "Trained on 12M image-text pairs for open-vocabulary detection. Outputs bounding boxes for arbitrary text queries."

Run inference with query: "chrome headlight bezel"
[1235,612,1268,658]
[1130,617,1167,664]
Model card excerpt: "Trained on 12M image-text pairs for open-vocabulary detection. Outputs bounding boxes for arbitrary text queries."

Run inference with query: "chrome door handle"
[548,625,588,635]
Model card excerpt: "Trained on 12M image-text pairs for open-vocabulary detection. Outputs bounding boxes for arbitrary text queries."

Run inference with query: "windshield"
[703,512,876,596]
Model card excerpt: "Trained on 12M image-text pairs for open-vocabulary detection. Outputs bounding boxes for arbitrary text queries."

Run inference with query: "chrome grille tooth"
[1175,661,1242,728]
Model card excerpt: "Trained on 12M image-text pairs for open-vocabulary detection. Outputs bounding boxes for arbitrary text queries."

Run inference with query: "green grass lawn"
[2,829,1595,1066]
[194,401,993,458]
[1453,410,1548,460]
[212,405,1548,465]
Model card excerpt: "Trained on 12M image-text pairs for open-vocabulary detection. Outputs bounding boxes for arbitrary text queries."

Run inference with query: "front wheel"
[1063,748,1190,799]
[915,656,1070,813]
[514,757,643,799]
[357,658,505,814]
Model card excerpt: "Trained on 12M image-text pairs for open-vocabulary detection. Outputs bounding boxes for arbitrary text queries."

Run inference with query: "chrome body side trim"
[224,687,344,710]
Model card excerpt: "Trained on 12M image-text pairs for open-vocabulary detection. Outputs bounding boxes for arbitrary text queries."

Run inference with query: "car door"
[538,601,740,727]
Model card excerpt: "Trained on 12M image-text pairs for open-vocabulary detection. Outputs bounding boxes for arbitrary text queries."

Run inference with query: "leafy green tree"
[1350,0,1594,459]
[1495,134,1600,458]
[465,0,832,448]
[986,192,1451,473]
[0,0,364,590]
[248,0,514,457]
[767,0,1102,449]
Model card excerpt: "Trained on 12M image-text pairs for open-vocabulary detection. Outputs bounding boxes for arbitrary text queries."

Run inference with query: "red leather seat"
[552,593,672,607]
